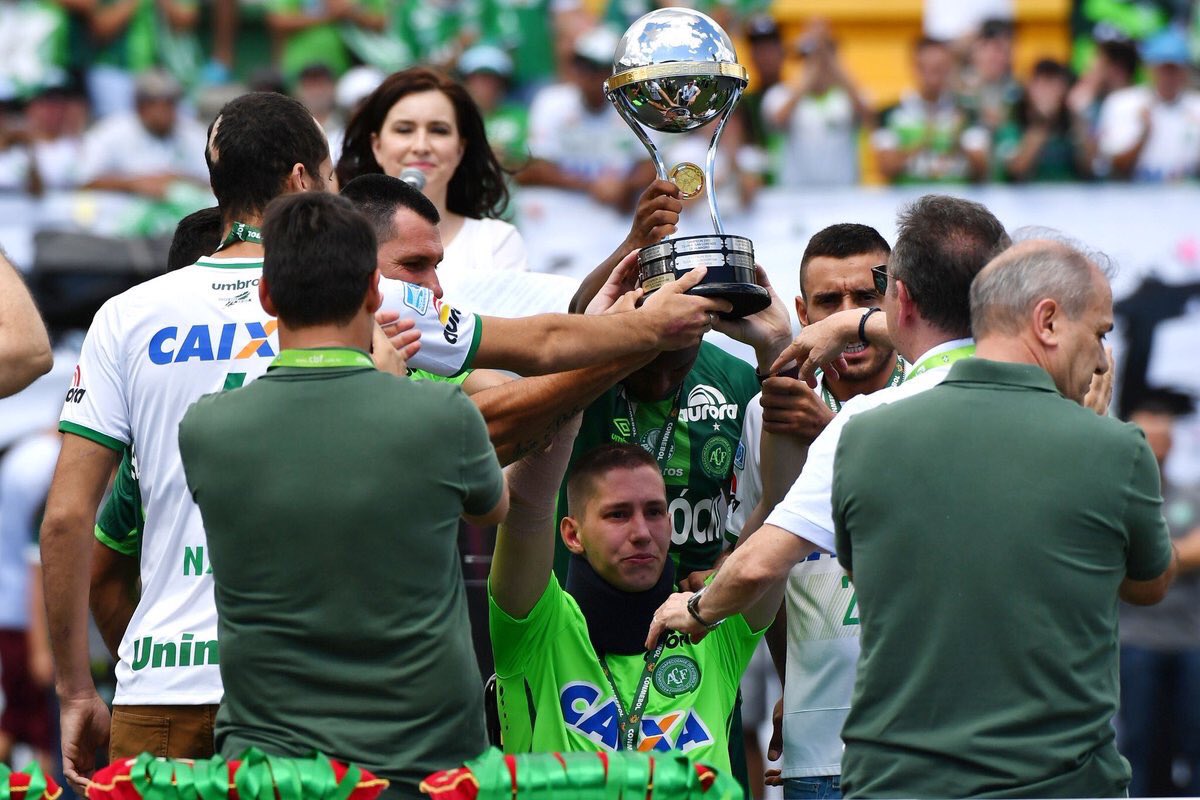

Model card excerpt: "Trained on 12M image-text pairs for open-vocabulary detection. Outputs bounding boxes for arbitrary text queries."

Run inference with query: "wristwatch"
[686,587,724,630]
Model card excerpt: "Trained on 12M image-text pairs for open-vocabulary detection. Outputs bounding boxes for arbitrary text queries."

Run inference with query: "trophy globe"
[605,8,770,318]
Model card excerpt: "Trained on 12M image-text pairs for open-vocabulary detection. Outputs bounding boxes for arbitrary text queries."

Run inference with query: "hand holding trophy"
[605,8,770,319]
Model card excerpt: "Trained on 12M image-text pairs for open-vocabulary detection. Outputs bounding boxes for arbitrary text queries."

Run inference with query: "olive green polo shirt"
[179,348,504,797]
[831,358,1172,799]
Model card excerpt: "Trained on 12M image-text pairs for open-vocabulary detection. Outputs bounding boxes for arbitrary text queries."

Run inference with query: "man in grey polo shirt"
[829,239,1176,798]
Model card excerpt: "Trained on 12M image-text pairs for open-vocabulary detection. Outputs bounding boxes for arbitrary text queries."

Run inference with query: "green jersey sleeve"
[488,576,567,677]
[94,447,143,557]
[710,614,766,698]
[379,280,481,378]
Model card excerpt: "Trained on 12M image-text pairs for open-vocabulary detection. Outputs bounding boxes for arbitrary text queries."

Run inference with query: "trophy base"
[688,282,771,319]
[638,234,769,320]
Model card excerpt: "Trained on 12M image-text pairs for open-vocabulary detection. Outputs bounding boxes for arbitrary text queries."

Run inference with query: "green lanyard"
[270,348,374,369]
[819,358,906,413]
[622,383,686,469]
[217,221,263,251]
[907,344,975,380]
[597,636,668,751]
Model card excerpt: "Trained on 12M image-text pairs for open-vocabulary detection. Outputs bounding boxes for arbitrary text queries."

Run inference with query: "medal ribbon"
[270,348,375,370]
[597,635,669,751]
[216,221,263,251]
[819,357,906,413]
[621,383,686,469]
[906,345,975,381]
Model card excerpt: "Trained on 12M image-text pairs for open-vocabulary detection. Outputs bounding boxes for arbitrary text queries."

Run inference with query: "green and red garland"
[86,749,386,800]
[420,749,741,800]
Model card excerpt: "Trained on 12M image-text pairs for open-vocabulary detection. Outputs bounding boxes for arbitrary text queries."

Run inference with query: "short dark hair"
[1126,388,1194,419]
[799,223,891,299]
[566,444,661,518]
[915,36,950,54]
[167,207,223,271]
[336,67,510,220]
[340,173,440,244]
[206,92,330,222]
[1032,58,1069,80]
[1015,60,1075,133]
[261,193,377,328]
[889,195,1011,337]
[978,17,1014,40]
[1097,39,1140,79]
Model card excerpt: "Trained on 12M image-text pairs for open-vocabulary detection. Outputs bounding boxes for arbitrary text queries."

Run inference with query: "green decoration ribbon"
[558,752,606,796]
[458,748,743,800]
[126,749,366,800]
[653,755,699,800]
[0,761,50,800]
[615,753,652,800]
[464,750,510,798]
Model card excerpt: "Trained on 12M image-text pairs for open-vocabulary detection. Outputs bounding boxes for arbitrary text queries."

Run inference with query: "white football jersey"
[725,381,859,777]
[60,255,478,704]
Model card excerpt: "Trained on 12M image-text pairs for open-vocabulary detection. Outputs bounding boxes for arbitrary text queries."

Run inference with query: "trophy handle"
[705,83,743,236]
[609,89,670,183]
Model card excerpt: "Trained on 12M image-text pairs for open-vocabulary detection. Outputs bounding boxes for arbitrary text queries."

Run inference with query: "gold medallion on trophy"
[669,162,705,199]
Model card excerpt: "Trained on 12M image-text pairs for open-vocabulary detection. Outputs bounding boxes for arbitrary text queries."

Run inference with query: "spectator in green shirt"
[87,0,200,116]
[266,0,385,81]
[994,59,1091,182]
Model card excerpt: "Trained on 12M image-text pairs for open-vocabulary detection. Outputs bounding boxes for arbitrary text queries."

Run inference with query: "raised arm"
[474,267,729,375]
[89,0,139,41]
[0,251,52,397]
[568,180,683,314]
[489,417,582,619]
[769,306,890,382]
[471,356,651,466]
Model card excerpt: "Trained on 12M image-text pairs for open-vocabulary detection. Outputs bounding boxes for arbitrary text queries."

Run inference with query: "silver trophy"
[605,7,769,319]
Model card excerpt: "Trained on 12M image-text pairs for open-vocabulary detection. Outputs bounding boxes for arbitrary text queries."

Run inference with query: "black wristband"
[858,307,881,345]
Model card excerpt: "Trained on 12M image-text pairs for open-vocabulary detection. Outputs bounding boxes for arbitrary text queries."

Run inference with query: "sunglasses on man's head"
[871,265,889,295]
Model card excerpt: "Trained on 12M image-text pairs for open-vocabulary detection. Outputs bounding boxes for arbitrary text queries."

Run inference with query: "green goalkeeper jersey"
[489,578,763,772]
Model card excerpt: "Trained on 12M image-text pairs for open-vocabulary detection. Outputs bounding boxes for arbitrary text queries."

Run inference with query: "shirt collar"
[194,255,264,269]
[942,358,1062,395]
[268,347,375,371]
[905,337,975,372]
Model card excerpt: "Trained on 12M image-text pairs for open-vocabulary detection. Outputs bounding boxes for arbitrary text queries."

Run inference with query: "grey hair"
[1009,226,1118,279]
[969,234,1113,337]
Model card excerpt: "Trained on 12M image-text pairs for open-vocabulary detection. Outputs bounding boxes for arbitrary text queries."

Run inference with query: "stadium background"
[0,0,1198,796]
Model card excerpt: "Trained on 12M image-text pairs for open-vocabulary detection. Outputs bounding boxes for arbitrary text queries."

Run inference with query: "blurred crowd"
[1,0,1199,212]
[0,1,1199,799]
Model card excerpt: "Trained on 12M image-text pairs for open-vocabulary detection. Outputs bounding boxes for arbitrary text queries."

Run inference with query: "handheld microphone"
[399,168,427,191]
